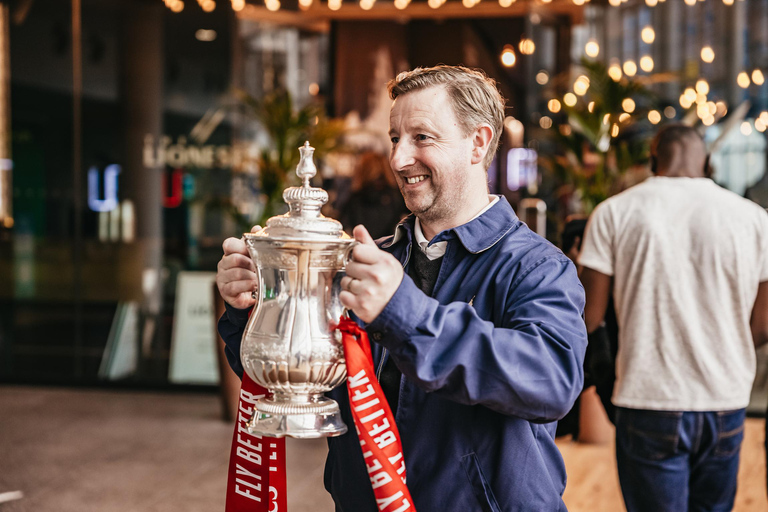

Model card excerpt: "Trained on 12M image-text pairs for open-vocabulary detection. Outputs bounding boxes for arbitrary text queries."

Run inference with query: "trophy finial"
[296,141,317,185]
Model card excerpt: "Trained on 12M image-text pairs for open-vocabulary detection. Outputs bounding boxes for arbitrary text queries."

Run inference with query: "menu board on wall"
[169,271,220,385]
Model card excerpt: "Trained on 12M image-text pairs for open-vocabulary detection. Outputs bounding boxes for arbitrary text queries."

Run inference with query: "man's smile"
[405,175,428,184]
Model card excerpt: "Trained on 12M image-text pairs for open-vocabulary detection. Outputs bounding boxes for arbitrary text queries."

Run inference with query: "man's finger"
[223,237,248,256]
[348,244,384,266]
[353,225,376,246]
[219,253,254,272]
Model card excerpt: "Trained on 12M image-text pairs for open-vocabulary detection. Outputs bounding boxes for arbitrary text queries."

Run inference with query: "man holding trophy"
[216,66,587,511]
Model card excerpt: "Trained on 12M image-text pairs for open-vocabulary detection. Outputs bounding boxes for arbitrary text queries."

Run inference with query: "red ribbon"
[225,317,414,512]
[336,317,415,512]
[225,373,287,512]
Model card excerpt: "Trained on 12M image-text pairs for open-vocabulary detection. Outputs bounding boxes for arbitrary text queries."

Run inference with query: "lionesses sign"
[224,318,414,512]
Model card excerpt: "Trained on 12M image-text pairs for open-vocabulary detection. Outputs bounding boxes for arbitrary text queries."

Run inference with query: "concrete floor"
[1,385,766,512]
[0,386,334,512]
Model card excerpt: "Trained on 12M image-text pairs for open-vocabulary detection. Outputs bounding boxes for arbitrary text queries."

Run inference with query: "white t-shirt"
[579,176,768,411]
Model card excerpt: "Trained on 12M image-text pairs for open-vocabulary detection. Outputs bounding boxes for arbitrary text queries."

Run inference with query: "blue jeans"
[615,407,746,512]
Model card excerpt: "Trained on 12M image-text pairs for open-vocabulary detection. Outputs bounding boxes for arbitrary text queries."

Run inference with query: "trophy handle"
[342,241,359,268]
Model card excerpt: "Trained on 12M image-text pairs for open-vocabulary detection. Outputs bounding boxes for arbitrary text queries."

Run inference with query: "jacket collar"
[381,195,520,254]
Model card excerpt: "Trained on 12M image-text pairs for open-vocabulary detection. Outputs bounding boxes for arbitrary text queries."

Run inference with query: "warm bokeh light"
[394,0,410,9]
[609,0,621,6]
[684,87,697,104]
[360,0,375,10]
[573,76,590,96]
[641,26,655,44]
[648,110,661,124]
[265,0,280,10]
[170,1,185,12]
[548,99,562,113]
[679,94,693,109]
[608,64,623,82]
[701,46,715,63]
[588,101,595,113]
[756,118,767,133]
[737,71,751,88]
[723,0,734,4]
[695,79,709,95]
[308,83,320,96]
[622,98,636,113]
[619,113,631,123]
[715,101,727,117]
[741,121,753,136]
[564,93,577,107]
[585,39,600,58]
[201,0,216,12]
[702,115,715,126]
[684,0,696,5]
[519,38,535,55]
[623,60,637,77]
[231,0,246,10]
[646,0,658,6]
[752,69,765,86]
[706,101,716,116]
[329,0,342,10]
[664,106,676,119]
[640,56,654,72]
[603,113,611,125]
[498,0,515,6]
[536,70,549,85]
[501,46,516,67]
[540,116,553,129]
[560,124,573,136]
[428,0,442,8]
[611,123,620,137]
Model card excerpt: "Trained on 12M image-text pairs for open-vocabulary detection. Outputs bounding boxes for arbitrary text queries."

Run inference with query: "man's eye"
[391,137,399,144]
[416,134,429,141]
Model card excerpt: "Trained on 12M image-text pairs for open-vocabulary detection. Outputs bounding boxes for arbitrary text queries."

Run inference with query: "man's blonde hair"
[387,65,506,170]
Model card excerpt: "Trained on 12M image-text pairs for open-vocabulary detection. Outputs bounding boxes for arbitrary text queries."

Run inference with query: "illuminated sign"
[163,168,183,208]
[88,164,121,212]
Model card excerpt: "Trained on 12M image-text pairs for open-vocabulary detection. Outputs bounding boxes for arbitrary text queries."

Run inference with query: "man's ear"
[470,124,494,165]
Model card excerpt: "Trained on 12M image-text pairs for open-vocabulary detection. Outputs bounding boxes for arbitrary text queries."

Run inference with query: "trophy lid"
[248,141,349,241]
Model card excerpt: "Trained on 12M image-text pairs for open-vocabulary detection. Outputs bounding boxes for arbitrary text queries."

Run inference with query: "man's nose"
[390,140,415,171]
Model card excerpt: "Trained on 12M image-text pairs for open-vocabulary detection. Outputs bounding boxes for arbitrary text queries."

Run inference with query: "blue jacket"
[219,196,587,512]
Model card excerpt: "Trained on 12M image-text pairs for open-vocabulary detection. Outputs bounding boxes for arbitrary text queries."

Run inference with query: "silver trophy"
[241,142,354,438]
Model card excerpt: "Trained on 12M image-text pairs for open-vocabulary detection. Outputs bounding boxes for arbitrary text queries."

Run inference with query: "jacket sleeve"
[217,303,251,379]
[365,255,587,422]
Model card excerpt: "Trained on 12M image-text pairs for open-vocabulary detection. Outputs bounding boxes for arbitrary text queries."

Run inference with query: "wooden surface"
[558,418,768,512]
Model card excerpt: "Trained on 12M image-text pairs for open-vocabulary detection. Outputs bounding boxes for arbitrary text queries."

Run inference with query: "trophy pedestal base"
[247,396,348,439]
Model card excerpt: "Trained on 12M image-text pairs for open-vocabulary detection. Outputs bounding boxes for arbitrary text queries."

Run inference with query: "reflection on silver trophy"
[241,142,354,438]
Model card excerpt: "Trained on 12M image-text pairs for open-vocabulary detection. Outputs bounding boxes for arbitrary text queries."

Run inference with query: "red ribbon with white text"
[225,374,287,512]
[336,317,415,512]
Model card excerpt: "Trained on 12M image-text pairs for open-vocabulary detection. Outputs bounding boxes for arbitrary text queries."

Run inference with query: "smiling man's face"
[388,85,477,228]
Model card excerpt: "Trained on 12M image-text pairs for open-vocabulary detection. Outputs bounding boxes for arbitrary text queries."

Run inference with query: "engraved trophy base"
[246,395,348,439]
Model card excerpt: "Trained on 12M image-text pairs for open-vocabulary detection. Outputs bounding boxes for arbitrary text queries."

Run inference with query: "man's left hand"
[340,225,404,324]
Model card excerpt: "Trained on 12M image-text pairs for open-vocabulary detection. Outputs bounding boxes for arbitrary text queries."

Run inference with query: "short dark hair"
[650,124,705,173]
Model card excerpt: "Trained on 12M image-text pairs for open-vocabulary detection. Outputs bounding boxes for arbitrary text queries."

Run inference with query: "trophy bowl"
[240,142,354,439]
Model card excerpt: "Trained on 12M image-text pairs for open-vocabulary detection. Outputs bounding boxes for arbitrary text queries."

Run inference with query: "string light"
[648,110,661,124]
[199,0,216,11]
[585,39,600,58]
[265,0,280,10]
[548,99,562,113]
[609,0,621,6]
[752,69,765,86]
[640,56,654,72]
[702,115,715,126]
[611,123,620,137]
[564,93,577,107]
[664,106,676,119]
[360,0,375,10]
[646,0,658,6]
[684,0,696,5]
[519,38,535,55]
[499,0,515,6]
[622,98,636,113]
[641,26,655,44]
[608,63,623,82]
[298,0,313,8]
[623,60,637,77]
[737,71,751,88]
[573,76,590,96]
[501,45,517,67]
[329,0,342,10]
[536,70,549,85]
[695,80,709,95]
[231,0,245,10]
[741,121,753,136]
[756,118,767,133]
[588,101,595,113]
[540,116,553,129]
[701,46,715,63]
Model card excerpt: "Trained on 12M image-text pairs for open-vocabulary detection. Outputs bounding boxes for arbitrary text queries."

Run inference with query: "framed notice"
[169,271,220,385]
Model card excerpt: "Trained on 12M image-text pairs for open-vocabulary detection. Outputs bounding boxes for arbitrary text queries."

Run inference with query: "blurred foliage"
[542,59,659,214]
[238,89,345,225]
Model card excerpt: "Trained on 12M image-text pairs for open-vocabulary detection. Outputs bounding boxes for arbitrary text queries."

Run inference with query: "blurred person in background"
[339,151,409,239]
[216,65,588,511]
[579,123,768,512]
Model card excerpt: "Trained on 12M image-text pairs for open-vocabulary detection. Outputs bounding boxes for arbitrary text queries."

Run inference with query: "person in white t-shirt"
[579,123,768,512]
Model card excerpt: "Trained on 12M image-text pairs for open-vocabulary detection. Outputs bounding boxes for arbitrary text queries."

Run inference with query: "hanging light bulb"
[573,0,586,5]
[702,115,715,126]
[298,0,312,8]
[548,99,562,113]
[684,0,696,5]
[519,38,535,55]
[200,0,216,11]
[501,45,517,67]
[564,93,577,107]
[428,0,442,8]
[265,0,280,10]
[701,46,715,63]
[752,69,765,86]
[695,80,709,95]
[608,63,623,81]
[683,87,697,104]
[231,0,245,10]
[680,94,692,109]
[573,76,590,96]
[641,26,655,44]
[609,0,621,6]
[723,0,734,5]
[499,0,515,6]
[622,98,636,113]
[646,0,658,5]
[585,39,600,58]
[329,0,342,10]
[737,71,751,88]
[623,60,637,77]
[640,55,654,72]
[648,110,661,124]
[360,0,375,10]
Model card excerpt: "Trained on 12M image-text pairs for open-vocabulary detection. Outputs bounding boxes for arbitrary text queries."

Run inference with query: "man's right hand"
[216,225,261,309]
